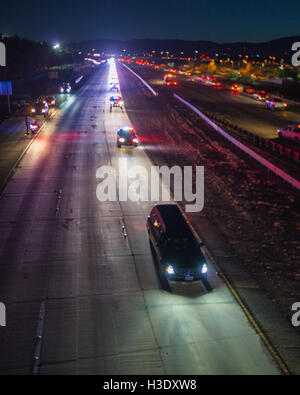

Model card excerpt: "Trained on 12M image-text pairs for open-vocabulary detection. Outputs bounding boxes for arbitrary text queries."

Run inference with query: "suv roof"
[156,204,194,239]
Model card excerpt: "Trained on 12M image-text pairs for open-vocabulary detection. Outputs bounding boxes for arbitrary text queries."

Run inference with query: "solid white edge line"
[32,301,46,374]
[120,63,158,97]
[174,93,300,191]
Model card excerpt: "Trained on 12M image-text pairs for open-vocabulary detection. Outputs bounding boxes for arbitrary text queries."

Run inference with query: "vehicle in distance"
[30,101,48,117]
[231,84,243,92]
[44,96,56,107]
[60,82,71,93]
[164,74,178,86]
[117,127,139,148]
[278,124,300,142]
[202,75,214,85]
[110,96,123,111]
[253,90,269,101]
[147,204,208,282]
[110,81,119,91]
[213,81,222,88]
[266,97,287,110]
[245,88,255,94]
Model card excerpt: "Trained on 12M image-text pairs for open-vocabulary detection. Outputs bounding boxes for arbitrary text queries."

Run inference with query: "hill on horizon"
[70,36,300,57]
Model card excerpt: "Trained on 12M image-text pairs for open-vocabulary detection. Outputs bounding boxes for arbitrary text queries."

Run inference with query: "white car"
[278,124,300,142]
[266,97,287,110]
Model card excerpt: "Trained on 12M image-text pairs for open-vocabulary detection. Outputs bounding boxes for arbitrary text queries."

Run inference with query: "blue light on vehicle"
[202,264,208,274]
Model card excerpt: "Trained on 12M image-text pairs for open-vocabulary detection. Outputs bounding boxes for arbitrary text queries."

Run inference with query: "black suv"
[147,204,208,281]
[30,101,48,117]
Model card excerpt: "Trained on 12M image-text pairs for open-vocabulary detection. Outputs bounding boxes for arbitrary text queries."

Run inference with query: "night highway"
[0,59,283,375]
[0,0,300,384]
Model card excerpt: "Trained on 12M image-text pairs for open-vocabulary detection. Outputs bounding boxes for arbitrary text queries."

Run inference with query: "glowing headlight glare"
[119,138,125,142]
[31,108,35,112]
[202,264,208,274]
[133,138,138,143]
[166,265,174,274]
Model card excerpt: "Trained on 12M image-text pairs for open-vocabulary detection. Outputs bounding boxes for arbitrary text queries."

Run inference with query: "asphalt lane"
[130,65,300,141]
[0,62,280,374]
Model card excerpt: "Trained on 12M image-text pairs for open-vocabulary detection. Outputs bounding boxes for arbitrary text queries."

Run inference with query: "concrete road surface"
[0,61,280,374]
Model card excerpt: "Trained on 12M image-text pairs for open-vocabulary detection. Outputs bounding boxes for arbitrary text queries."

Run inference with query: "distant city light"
[53,43,60,49]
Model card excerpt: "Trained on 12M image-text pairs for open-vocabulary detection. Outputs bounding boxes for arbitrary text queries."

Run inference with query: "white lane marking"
[120,63,158,97]
[75,75,84,84]
[174,93,300,191]
[32,301,46,375]
[55,189,63,216]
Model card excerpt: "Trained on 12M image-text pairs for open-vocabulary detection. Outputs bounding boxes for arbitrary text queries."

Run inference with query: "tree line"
[0,34,79,80]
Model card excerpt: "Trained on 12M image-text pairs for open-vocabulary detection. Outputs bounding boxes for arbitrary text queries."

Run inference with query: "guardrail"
[174,93,300,191]
[199,111,300,165]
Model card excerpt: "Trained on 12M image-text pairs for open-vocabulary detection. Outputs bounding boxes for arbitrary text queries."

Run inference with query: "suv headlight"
[202,263,208,274]
[166,265,174,275]
[119,137,125,143]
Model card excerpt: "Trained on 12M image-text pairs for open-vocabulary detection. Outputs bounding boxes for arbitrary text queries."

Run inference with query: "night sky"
[1,0,299,44]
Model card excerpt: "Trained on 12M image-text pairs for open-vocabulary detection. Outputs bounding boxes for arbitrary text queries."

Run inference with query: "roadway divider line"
[75,75,84,84]
[32,301,46,374]
[174,93,300,191]
[178,205,291,375]
[120,63,158,97]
